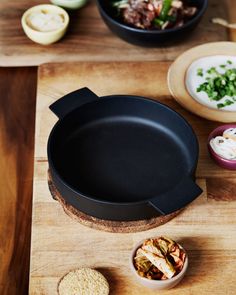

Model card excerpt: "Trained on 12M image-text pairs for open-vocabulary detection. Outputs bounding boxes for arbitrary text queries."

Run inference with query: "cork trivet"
[48,171,180,233]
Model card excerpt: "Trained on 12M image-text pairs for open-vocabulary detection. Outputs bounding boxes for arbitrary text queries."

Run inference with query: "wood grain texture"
[1,1,235,293]
[0,67,37,295]
[29,61,236,295]
[207,178,236,201]
[226,0,236,41]
[0,0,228,66]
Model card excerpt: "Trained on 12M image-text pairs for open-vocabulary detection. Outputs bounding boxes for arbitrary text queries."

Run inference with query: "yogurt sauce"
[27,10,65,32]
[185,55,236,111]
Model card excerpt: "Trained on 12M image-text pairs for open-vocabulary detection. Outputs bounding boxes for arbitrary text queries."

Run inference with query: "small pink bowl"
[208,124,236,170]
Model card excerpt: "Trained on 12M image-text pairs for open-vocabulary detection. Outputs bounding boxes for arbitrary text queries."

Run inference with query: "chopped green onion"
[153,18,164,27]
[196,65,236,109]
[217,99,234,108]
[166,15,177,22]
[197,68,203,77]
[207,67,217,75]
[112,0,128,7]
[159,0,173,21]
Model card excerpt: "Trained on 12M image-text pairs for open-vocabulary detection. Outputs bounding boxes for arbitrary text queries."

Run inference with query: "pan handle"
[49,87,99,119]
[148,177,202,215]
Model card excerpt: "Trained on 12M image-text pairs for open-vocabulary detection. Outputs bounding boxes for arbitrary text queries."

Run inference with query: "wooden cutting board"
[29,61,236,295]
[0,0,231,67]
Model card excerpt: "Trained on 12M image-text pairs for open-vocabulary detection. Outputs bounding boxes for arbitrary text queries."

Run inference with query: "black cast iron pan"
[48,87,202,221]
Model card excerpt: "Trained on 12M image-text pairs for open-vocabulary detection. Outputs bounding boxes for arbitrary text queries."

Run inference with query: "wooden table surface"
[0,0,236,294]
[29,61,236,295]
[0,0,228,66]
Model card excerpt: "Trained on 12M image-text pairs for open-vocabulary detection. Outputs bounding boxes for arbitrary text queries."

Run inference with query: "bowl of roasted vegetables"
[130,237,188,290]
[96,0,208,46]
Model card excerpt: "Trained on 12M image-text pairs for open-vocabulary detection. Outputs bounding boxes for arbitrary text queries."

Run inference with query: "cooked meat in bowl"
[113,0,198,30]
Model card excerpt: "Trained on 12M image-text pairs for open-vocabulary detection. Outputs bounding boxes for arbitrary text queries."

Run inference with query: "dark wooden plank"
[0,67,37,295]
[206,178,236,201]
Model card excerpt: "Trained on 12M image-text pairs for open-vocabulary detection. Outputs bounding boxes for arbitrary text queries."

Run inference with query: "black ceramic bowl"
[96,0,208,47]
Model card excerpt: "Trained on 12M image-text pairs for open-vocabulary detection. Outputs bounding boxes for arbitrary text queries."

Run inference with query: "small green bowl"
[50,0,87,10]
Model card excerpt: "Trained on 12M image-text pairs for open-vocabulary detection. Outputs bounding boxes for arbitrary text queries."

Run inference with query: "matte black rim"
[48,95,199,206]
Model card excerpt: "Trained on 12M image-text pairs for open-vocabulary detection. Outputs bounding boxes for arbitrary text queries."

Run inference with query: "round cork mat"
[48,171,181,233]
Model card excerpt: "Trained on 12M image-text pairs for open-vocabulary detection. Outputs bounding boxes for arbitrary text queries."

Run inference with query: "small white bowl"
[21,4,69,45]
[50,0,87,10]
[130,238,188,291]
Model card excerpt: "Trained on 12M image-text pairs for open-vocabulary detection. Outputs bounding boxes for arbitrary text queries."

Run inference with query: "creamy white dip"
[27,10,65,32]
[185,55,236,111]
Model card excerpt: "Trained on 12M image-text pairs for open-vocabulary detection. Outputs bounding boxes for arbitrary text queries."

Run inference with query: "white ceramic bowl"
[50,0,87,10]
[130,238,188,291]
[21,4,69,45]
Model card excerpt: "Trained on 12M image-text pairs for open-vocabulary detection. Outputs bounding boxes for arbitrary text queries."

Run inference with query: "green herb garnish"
[153,18,164,27]
[197,68,203,77]
[166,15,177,22]
[227,60,233,65]
[207,67,217,75]
[112,0,128,7]
[217,99,235,109]
[196,64,236,108]
[159,0,173,21]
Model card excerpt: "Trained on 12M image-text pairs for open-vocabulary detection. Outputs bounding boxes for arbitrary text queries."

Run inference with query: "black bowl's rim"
[96,0,208,35]
[47,94,199,206]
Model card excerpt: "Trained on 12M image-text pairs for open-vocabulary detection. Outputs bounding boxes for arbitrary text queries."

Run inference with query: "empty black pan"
[47,87,202,221]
